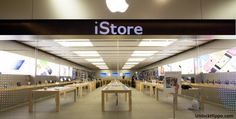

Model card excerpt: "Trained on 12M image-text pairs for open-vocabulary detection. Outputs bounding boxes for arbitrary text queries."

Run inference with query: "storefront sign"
[0,20,234,35]
[94,21,143,35]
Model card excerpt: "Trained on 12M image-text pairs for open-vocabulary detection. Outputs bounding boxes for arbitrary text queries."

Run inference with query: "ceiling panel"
[17,35,213,70]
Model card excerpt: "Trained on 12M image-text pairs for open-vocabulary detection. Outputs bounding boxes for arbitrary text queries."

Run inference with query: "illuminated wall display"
[0,51,35,75]
[37,59,59,76]
[100,73,107,77]
[112,72,119,77]
[60,65,69,76]
[198,47,236,73]
[94,21,143,35]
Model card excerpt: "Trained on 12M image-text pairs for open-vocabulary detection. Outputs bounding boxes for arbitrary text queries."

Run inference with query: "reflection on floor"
[0,87,235,119]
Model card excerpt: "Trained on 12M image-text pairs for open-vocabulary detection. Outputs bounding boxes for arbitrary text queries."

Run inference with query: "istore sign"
[0,20,234,35]
[94,21,143,35]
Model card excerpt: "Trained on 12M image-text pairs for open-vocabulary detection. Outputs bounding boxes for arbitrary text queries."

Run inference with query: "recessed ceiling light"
[122,65,135,69]
[56,41,93,47]
[133,51,158,54]
[99,67,109,69]
[123,64,135,67]
[54,39,91,41]
[97,65,108,67]
[92,62,106,65]
[74,51,100,57]
[122,67,131,69]
[85,58,104,62]
[127,58,146,62]
[125,62,139,65]
[95,64,108,67]
[132,51,158,56]
[139,39,177,46]
[132,54,154,56]
[98,66,109,69]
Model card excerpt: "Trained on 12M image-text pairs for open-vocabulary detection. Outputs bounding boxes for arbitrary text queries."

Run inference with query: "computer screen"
[112,72,118,77]
[124,73,131,77]
[100,73,107,77]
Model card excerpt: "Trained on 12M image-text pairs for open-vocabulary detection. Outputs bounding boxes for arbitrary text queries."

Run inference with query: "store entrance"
[0,20,236,119]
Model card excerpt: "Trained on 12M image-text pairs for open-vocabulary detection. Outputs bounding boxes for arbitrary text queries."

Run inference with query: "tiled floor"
[0,87,235,119]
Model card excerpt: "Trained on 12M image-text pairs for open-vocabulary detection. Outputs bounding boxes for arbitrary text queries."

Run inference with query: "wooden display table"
[0,81,77,92]
[101,81,132,112]
[120,79,131,86]
[66,82,93,97]
[135,80,141,90]
[89,81,96,91]
[139,82,157,96]
[29,86,76,112]
[101,79,112,86]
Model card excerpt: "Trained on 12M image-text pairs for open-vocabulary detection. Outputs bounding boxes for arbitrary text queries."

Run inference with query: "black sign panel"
[0,20,235,35]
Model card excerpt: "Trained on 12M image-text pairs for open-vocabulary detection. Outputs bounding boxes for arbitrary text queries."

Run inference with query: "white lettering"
[99,21,110,34]
[127,26,134,35]
[110,24,117,35]
[134,26,143,35]
[95,21,98,34]
[117,26,126,35]
[95,21,143,35]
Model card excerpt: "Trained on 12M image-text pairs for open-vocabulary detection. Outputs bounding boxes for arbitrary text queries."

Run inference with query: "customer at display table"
[122,75,125,79]
[131,74,137,88]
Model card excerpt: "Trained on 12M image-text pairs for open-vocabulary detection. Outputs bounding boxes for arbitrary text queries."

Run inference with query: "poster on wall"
[198,47,236,73]
[159,66,165,76]
[179,58,194,74]
[69,67,73,77]
[72,68,77,80]
[37,59,59,76]
[0,51,35,75]
[60,65,69,76]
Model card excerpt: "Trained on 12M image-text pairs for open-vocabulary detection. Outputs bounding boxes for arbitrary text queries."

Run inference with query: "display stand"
[163,71,181,119]
[198,88,204,111]
[163,72,181,94]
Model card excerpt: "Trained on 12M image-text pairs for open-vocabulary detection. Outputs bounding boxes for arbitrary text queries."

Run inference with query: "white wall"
[1,0,236,19]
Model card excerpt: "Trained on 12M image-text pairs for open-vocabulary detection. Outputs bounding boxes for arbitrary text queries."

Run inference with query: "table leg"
[125,93,127,102]
[56,93,60,112]
[79,86,83,97]
[173,93,177,110]
[105,93,108,102]
[102,92,105,112]
[176,94,178,110]
[156,88,159,101]
[76,87,79,96]
[116,93,118,106]
[139,84,141,91]
[29,91,33,112]
[200,95,204,110]
[129,91,132,111]
[74,89,77,102]
[90,84,92,92]
[150,86,153,96]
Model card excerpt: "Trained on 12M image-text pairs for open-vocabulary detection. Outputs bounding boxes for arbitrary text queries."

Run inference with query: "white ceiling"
[7,35,214,70]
